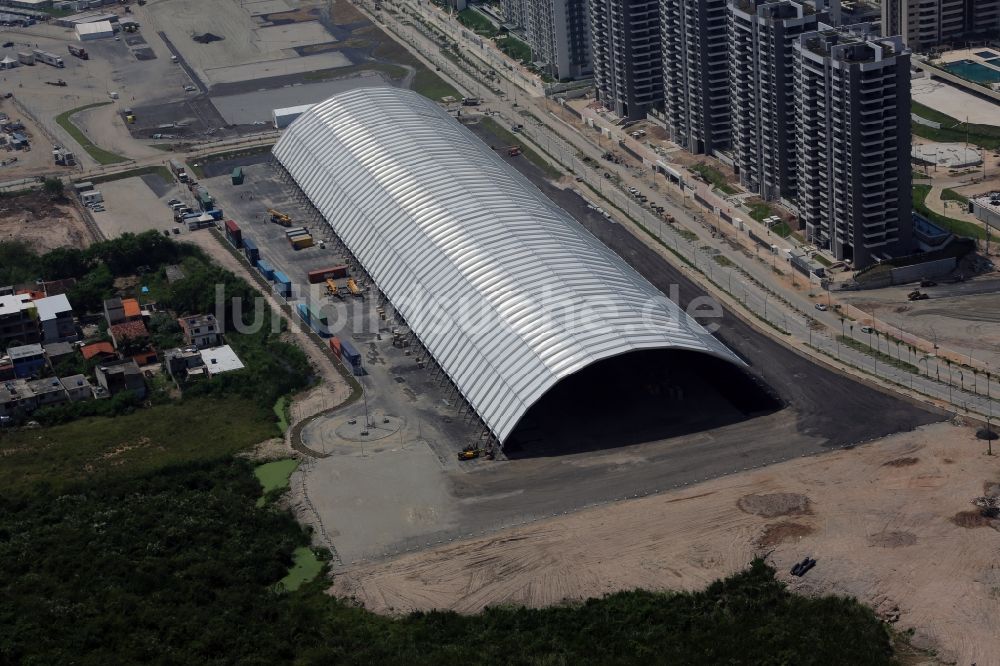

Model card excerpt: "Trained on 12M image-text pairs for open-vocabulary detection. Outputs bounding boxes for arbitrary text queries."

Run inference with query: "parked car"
[815,303,828,311]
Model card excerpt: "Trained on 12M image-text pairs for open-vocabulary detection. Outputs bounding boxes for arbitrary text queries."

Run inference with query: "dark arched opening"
[504,349,781,458]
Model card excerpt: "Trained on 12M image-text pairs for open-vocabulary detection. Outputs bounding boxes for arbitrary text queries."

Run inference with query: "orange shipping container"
[307,265,348,283]
[329,337,342,358]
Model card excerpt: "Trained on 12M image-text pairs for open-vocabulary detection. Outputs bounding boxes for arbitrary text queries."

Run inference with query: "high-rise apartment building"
[661,0,732,154]
[881,0,1000,51]
[501,0,528,28]
[525,0,593,80]
[794,25,912,266]
[728,0,828,201]
[590,0,663,120]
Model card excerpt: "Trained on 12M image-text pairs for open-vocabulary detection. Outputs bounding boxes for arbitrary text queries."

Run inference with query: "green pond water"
[279,547,323,592]
[254,459,298,507]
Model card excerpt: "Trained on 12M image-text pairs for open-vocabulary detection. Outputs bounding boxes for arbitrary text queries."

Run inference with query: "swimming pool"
[974,50,997,59]
[943,59,1000,84]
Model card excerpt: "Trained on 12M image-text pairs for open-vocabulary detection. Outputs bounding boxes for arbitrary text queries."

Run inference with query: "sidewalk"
[924,184,981,224]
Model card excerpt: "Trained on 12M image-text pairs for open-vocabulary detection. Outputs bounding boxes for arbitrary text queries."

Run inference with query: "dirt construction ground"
[333,421,1000,665]
[0,190,93,251]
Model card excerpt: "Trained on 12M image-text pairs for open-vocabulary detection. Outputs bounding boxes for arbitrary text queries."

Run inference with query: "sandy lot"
[89,176,184,239]
[333,421,1000,665]
[842,280,1000,371]
[912,76,1000,125]
[0,18,191,168]
[0,190,93,251]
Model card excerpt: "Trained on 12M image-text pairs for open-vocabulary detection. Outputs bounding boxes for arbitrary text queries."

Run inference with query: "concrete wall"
[890,257,957,285]
[972,200,1000,231]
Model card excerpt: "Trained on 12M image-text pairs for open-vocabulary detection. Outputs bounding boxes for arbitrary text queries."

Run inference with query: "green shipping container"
[231,166,244,185]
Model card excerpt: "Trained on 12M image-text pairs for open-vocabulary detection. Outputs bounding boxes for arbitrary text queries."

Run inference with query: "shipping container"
[328,337,342,358]
[307,303,327,324]
[311,318,331,338]
[231,166,244,185]
[224,219,242,248]
[273,271,291,297]
[340,339,363,374]
[209,209,224,221]
[285,227,307,237]
[243,238,259,265]
[257,259,275,281]
[292,235,314,250]
[307,265,348,283]
[296,302,310,322]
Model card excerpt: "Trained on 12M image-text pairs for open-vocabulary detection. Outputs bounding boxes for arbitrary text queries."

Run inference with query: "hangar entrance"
[504,349,781,458]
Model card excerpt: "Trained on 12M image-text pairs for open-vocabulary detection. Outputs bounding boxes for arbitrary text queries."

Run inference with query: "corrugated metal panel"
[273,87,742,443]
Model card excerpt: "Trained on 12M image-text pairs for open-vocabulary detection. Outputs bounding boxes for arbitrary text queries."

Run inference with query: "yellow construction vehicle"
[325,278,340,298]
[268,208,292,226]
[346,278,363,297]
[457,445,482,461]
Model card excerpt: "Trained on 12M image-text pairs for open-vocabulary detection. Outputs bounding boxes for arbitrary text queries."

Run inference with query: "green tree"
[42,177,64,199]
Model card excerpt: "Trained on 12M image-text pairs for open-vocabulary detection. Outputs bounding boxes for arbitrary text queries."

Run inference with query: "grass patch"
[457,7,497,36]
[771,221,792,238]
[89,165,172,185]
[55,103,129,165]
[811,253,833,267]
[273,395,290,434]
[712,254,735,268]
[912,171,931,179]
[941,188,969,204]
[150,143,175,151]
[496,34,531,63]
[747,201,776,222]
[911,101,1000,149]
[690,163,736,195]
[302,62,407,82]
[838,335,918,374]
[277,546,323,592]
[913,184,998,241]
[480,117,562,179]
[677,228,698,242]
[0,397,275,496]
[411,67,462,101]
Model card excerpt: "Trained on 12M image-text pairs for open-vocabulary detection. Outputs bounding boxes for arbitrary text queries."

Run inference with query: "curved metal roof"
[273,87,742,442]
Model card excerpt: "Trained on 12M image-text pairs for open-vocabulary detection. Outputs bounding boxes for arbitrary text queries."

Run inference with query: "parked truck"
[169,159,188,183]
[32,49,64,68]
[195,186,214,211]
[67,44,88,60]
[16,52,34,66]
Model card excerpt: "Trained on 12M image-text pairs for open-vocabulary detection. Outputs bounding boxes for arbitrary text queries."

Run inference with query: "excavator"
[268,208,292,226]
[457,445,482,461]
[457,444,495,461]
